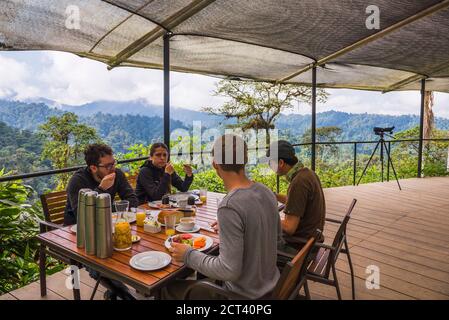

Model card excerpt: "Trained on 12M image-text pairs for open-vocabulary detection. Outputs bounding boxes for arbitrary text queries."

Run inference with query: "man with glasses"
[64,143,138,300]
[64,143,138,225]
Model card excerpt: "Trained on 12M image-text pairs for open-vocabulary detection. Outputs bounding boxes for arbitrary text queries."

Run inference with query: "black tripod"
[357,128,401,190]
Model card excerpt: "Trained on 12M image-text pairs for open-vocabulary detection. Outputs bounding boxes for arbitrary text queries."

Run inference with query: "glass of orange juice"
[164,214,177,236]
[200,189,207,203]
[136,208,146,227]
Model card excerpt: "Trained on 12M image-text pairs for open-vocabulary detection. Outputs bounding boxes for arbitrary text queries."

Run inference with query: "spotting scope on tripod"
[357,126,401,190]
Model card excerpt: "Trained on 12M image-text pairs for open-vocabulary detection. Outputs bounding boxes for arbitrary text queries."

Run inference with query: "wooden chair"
[40,191,67,225]
[182,230,321,300]
[283,199,357,300]
[38,191,72,297]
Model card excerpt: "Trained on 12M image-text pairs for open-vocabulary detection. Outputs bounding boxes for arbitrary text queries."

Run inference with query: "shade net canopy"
[1,0,449,92]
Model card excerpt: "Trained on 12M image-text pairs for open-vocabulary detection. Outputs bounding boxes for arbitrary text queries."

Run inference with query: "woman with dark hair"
[135,142,194,204]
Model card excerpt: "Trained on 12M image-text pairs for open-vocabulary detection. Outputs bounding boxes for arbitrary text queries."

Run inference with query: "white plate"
[175,224,201,233]
[129,251,171,271]
[70,225,77,233]
[114,246,132,251]
[165,234,213,252]
[148,201,178,209]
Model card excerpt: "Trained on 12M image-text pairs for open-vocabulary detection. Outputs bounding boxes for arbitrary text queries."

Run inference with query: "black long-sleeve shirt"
[135,160,194,204]
[64,167,138,225]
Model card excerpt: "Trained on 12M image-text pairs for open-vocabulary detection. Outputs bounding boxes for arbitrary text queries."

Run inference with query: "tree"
[203,80,328,144]
[301,126,343,160]
[422,91,435,176]
[38,112,101,190]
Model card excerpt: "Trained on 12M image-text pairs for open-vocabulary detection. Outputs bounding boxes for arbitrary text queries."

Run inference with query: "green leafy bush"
[0,170,64,294]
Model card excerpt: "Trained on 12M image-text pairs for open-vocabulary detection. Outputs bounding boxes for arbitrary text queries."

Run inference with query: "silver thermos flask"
[84,191,98,255]
[95,193,113,259]
[76,188,92,248]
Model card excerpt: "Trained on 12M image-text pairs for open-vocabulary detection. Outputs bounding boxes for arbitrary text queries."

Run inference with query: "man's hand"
[169,242,190,262]
[183,164,193,177]
[275,193,287,204]
[99,173,116,190]
[165,162,175,175]
[211,220,219,233]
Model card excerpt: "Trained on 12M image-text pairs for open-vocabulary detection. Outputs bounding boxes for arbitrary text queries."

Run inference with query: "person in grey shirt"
[165,134,282,299]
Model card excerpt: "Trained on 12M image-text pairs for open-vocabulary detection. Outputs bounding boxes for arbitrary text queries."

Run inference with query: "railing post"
[163,32,172,151]
[418,79,426,178]
[311,66,317,171]
[353,142,357,186]
[387,141,391,182]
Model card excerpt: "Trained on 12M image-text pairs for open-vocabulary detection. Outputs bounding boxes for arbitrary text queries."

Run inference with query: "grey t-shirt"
[185,182,282,299]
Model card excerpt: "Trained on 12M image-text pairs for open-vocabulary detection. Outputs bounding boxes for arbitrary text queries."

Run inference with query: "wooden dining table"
[36,192,223,299]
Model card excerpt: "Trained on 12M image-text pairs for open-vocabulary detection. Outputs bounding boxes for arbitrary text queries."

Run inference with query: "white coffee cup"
[179,217,195,231]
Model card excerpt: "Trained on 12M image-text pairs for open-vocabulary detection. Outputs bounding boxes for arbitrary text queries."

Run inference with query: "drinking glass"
[164,214,177,237]
[136,208,146,227]
[114,200,129,214]
[199,189,207,204]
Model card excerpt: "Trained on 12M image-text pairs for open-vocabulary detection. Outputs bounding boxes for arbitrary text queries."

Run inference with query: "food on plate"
[193,236,206,249]
[171,234,207,249]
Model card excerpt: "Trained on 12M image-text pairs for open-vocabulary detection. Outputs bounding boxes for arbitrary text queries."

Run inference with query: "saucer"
[175,224,200,233]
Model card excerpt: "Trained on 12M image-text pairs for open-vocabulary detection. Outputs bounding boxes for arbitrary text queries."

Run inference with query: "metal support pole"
[311,67,317,171]
[353,143,357,186]
[163,32,172,150]
[418,79,426,178]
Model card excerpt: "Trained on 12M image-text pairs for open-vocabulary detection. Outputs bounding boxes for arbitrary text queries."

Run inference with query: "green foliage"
[392,126,449,178]
[0,121,53,194]
[0,170,64,294]
[38,112,102,190]
[189,168,226,193]
[116,144,150,176]
[203,80,328,144]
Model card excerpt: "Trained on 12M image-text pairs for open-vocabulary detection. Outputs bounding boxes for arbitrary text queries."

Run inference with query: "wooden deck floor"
[2,176,449,300]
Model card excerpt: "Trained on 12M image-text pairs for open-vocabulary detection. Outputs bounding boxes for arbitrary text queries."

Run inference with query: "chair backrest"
[325,199,357,276]
[40,191,67,225]
[272,230,321,300]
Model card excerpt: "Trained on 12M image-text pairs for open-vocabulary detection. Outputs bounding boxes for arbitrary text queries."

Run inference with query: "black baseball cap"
[259,140,296,163]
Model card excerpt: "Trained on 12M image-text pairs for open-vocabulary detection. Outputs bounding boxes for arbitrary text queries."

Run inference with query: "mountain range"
[1,98,449,152]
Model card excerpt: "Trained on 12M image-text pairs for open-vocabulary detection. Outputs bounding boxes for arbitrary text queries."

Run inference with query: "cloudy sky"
[1,50,449,118]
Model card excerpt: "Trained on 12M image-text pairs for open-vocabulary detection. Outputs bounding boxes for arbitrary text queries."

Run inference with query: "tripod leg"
[385,143,402,190]
[357,141,380,186]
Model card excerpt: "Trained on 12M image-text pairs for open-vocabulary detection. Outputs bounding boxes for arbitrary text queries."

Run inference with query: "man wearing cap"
[265,140,326,250]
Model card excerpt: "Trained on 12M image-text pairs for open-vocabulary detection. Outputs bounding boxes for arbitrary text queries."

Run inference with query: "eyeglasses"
[97,159,117,170]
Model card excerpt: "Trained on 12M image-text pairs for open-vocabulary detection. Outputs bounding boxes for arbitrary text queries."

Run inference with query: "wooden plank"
[0,293,17,300]
[45,270,105,300]
[338,251,449,297]
[336,256,449,300]
[349,245,449,284]
[9,281,65,300]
